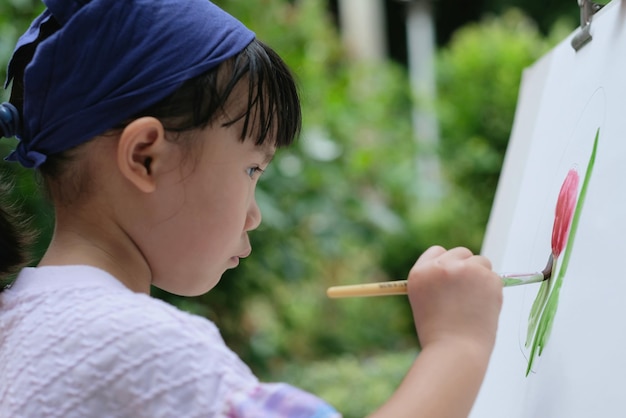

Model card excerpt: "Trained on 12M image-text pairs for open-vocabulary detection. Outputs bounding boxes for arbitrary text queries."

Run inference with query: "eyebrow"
[259,147,276,165]
[263,151,275,165]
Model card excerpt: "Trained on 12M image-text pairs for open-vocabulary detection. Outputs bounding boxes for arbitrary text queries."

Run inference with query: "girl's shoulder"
[2,264,223,348]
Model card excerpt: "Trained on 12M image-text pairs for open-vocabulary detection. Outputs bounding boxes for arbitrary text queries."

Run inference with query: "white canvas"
[473,1,626,417]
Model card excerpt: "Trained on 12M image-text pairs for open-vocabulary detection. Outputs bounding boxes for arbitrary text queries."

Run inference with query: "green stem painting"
[524,128,599,376]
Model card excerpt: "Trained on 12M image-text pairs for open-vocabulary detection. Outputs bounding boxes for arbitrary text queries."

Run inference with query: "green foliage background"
[0,0,578,415]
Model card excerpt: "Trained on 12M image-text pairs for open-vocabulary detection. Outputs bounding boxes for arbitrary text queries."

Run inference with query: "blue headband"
[2,0,255,168]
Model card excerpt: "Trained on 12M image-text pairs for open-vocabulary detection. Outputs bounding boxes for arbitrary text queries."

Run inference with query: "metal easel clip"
[571,0,605,51]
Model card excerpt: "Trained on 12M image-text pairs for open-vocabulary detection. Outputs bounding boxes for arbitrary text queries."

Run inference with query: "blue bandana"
[2,0,255,168]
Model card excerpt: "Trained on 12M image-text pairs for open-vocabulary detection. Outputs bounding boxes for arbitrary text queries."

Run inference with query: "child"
[0,0,503,417]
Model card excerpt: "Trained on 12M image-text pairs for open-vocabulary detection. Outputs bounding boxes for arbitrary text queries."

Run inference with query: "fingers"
[415,245,447,263]
[414,246,493,271]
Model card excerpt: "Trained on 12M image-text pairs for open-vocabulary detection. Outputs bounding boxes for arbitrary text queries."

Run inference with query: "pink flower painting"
[551,169,580,258]
[525,128,599,376]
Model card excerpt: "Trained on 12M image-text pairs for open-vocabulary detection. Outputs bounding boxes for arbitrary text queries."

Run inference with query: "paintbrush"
[326,254,554,298]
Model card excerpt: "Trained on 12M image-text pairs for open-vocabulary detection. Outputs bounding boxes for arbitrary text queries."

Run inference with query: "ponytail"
[0,180,34,289]
[0,102,33,288]
[0,102,33,289]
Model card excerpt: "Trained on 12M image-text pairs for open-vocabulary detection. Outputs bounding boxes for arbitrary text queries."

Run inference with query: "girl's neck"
[39,206,152,294]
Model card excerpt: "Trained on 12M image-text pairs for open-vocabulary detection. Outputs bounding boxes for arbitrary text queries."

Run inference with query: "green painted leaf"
[525,275,552,347]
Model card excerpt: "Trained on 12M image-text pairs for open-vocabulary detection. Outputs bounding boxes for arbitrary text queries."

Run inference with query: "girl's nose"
[244,197,262,232]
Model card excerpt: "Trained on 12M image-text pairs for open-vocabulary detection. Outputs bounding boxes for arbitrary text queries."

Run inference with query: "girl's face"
[139,121,275,296]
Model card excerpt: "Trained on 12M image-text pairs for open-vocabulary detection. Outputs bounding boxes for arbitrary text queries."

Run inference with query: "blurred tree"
[434,0,580,44]
[377,10,565,287]
[435,9,569,249]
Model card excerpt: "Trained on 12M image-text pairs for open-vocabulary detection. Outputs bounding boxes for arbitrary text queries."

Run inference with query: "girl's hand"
[406,246,503,353]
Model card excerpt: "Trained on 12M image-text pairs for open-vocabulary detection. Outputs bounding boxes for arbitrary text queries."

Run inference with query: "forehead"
[249,137,276,163]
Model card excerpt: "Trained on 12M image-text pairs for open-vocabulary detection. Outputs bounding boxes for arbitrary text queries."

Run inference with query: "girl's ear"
[116,117,173,193]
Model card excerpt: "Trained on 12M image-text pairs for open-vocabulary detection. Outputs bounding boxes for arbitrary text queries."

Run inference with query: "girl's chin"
[152,270,224,297]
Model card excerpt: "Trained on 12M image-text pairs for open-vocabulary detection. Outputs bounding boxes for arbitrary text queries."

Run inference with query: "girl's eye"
[246,166,264,179]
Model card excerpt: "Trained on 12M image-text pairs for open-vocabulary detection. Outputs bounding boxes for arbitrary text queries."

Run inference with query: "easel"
[571,0,605,50]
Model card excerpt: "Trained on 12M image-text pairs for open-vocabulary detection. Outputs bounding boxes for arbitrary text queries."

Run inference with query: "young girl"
[0,1,503,417]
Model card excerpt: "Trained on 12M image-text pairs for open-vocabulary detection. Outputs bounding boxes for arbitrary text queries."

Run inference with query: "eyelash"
[246,166,265,178]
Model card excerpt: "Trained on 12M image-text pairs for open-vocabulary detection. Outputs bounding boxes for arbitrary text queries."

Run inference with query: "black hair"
[0,36,302,286]
[130,39,301,148]
[0,182,35,286]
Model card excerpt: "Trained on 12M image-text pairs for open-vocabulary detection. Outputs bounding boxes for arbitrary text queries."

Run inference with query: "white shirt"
[0,265,339,418]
